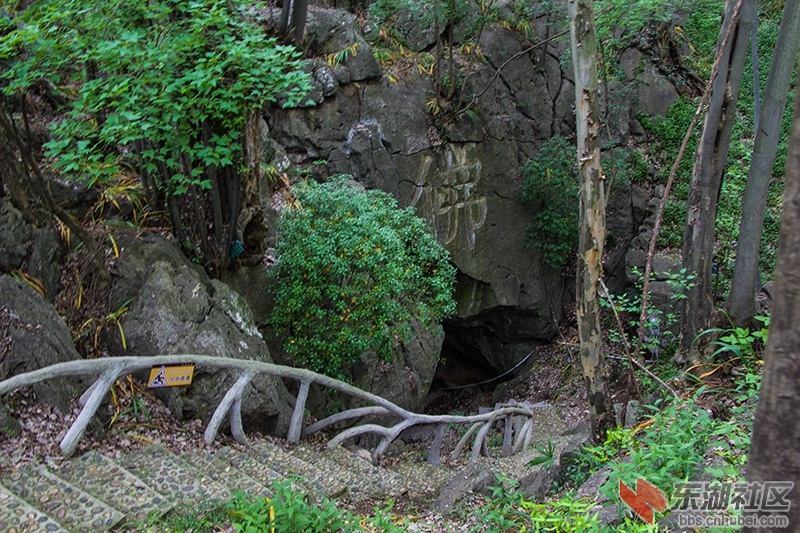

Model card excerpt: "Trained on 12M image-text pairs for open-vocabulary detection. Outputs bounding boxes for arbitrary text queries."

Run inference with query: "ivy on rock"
[520,135,579,270]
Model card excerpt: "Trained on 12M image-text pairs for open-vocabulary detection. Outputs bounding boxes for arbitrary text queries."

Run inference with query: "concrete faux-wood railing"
[0,355,548,463]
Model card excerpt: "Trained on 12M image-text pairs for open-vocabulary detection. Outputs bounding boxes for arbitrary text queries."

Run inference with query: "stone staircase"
[0,405,571,533]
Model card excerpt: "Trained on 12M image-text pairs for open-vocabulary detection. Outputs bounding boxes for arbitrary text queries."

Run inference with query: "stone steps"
[56,451,172,527]
[0,465,124,532]
[248,441,349,498]
[213,446,291,491]
[0,403,569,530]
[0,440,436,531]
[0,484,67,533]
[182,451,273,500]
[0,441,418,530]
[116,444,231,505]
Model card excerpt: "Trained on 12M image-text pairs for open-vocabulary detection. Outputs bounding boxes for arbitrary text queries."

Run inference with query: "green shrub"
[1,0,311,268]
[269,176,456,379]
[1,0,310,193]
[520,136,579,270]
[146,482,406,532]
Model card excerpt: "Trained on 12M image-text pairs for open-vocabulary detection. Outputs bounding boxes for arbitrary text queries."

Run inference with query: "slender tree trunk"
[235,111,266,263]
[278,0,308,42]
[569,0,614,443]
[291,0,308,42]
[751,8,760,133]
[728,0,800,326]
[0,107,96,253]
[278,0,292,34]
[743,87,800,533]
[0,120,30,214]
[678,0,754,363]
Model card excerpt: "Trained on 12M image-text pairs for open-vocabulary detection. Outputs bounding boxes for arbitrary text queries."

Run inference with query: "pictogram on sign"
[147,363,195,388]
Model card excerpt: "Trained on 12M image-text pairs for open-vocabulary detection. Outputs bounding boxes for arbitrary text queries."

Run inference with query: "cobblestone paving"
[322,446,410,495]
[57,451,172,526]
[0,403,571,529]
[389,460,453,499]
[249,442,349,498]
[214,447,293,490]
[0,466,123,532]
[118,445,230,505]
[291,445,399,498]
[0,485,67,533]
[184,452,273,499]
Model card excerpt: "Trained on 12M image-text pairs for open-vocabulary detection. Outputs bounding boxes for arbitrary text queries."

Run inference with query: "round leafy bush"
[270,176,456,379]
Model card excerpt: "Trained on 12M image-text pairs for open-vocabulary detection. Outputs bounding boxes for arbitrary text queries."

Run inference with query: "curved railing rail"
[0,355,549,463]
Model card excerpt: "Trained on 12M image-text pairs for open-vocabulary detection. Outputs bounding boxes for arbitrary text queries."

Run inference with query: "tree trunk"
[278,0,292,35]
[278,0,308,42]
[727,0,800,327]
[678,0,755,363]
[291,0,308,42]
[569,0,614,443]
[742,86,800,533]
[0,121,30,215]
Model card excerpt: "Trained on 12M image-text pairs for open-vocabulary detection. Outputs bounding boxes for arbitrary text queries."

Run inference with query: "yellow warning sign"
[147,363,195,388]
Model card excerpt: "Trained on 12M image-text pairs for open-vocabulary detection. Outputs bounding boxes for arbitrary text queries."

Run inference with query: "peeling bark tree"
[743,88,800,533]
[569,0,614,443]
[678,0,755,363]
[728,0,800,326]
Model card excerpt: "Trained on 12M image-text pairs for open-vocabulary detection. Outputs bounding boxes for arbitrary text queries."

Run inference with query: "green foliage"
[144,482,406,532]
[270,176,456,378]
[594,0,679,56]
[227,486,349,533]
[694,313,769,371]
[1,0,310,190]
[584,393,712,511]
[527,437,557,468]
[600,267,695,357]
[464,475,532,533]
[367,0,472,45]
[1,0,311,268]
[464,367,762,533]
[638,1,791,285]
[523,495,604,532]
[681,0,726,75]
[467,476,658,532]
[520,136,579,270]
[705,372,758,481]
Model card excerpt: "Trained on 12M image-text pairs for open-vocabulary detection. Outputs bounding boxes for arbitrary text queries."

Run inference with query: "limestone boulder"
[348,321,444,414]
[0,275,84,411]
[121,261,293,437]
[305,6,381,84]
[267,11,683,382]
[27,228,64,303]
[109,232,202,312]
[0,200,31,270]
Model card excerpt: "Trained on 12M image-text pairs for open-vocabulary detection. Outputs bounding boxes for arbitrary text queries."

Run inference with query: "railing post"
[229,394,248,445]
[204,372,253,445]
[427,423,447,465]
[472,419,494,461]
[61,364,123,456]
[287,380,311,444]
[502,414,513,457]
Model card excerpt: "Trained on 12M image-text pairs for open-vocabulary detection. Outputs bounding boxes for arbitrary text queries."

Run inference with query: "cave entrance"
[430,308,551,394]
